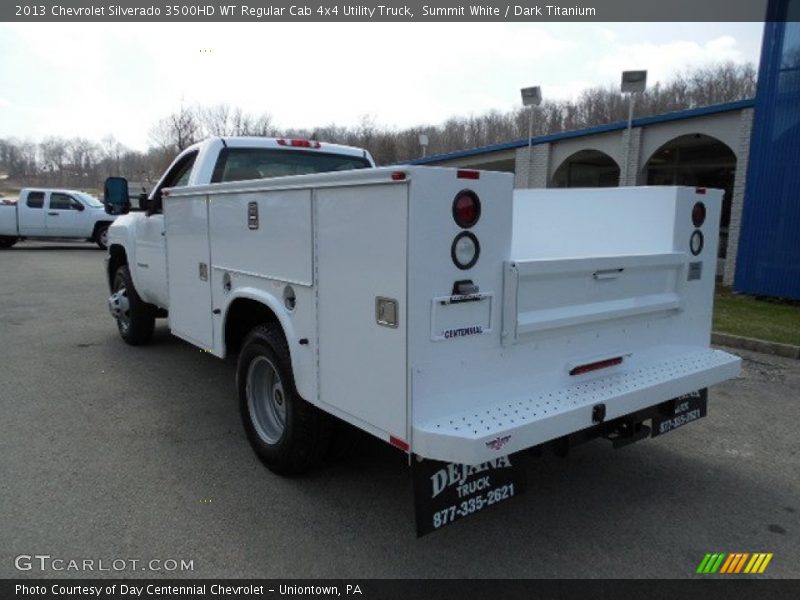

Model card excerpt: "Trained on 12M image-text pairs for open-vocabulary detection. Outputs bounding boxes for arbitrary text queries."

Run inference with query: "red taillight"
[452,190,481,228]
[695,187,707,195]
[276,138,321,149]
[692,202,706,227]
[391,171,407,181]
[457,169,480,180]
[569,356,623,376]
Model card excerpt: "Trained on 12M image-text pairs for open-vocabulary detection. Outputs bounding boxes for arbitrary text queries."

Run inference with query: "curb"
[712,332,800,360]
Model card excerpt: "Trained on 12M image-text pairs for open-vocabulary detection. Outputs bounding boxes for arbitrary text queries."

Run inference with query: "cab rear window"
[211,148,371,183]
[26,192,44,208]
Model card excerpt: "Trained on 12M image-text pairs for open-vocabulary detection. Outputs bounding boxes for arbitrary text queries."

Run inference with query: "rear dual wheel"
[237,324,332,475]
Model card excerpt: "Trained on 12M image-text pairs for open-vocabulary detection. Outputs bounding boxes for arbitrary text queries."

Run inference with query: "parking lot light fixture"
[621,70,647,184]
[419,133,429,158]
[520,86,542,187]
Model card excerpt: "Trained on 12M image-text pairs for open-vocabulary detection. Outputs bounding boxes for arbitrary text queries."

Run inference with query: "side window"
[49,193,81,210]
[152,151,198,213]
[173,162,194,187]
[26,192,44,209]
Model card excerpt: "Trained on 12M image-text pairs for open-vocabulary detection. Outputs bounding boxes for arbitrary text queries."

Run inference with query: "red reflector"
[569,356,623,376]
[695,187,707,194]
[457,169,480,180]
[389,436,409,452]
[391,171,407,181]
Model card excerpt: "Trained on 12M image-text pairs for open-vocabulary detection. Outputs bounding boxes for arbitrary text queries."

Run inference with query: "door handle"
[48,212,59,216]
[593,268,623,280]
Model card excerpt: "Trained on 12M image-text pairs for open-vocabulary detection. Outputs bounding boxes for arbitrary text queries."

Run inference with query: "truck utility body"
[0,188,114,249]
[165,170,738,461]
[104,137,739,533]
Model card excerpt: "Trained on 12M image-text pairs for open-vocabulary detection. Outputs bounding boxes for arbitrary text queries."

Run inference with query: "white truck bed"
[0,204,18,236]
[409,185,739,463]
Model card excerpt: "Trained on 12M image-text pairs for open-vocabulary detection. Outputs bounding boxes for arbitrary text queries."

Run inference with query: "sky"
[0,22,765,151]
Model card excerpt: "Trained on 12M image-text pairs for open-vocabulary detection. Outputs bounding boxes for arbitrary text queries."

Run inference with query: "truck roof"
[192,136,372,161]
[20,187,97,196]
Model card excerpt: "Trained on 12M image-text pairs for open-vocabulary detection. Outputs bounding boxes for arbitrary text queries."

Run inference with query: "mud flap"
[411,452,528,537]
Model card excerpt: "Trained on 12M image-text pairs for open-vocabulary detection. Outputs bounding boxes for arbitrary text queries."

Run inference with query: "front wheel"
[237,324,332,475]
[95,224,110,250]
[0,236,18,249]
[109,265,155,345]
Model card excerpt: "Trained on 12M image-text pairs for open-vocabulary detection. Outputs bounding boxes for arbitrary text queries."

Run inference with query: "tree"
[149,104,200,152]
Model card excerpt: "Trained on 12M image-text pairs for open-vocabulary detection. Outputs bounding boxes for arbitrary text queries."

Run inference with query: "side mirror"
[74,202,85,211]
[137,192,151,211]
[104,176,130,215]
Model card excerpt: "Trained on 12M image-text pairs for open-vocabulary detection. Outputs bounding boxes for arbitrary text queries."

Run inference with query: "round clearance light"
[451,231,480,270]
[690,230,704,256]
[452,190,481,229]
[692,202,707,227]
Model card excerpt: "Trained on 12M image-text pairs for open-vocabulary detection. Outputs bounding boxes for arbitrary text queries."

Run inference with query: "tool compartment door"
[164,194,214,349]
[315,183,408,439]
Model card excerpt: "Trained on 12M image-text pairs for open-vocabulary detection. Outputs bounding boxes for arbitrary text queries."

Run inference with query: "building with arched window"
[410,99,753,286]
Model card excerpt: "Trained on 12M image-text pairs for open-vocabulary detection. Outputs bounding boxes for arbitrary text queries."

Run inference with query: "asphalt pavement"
[1,241,798,578]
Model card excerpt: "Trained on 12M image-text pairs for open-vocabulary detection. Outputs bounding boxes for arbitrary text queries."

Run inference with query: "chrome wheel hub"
[246,356,287,445]
[108,287,131,332]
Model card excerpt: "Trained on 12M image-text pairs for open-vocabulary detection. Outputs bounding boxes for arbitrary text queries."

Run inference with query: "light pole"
[520,86,542,188]
[620,70,647,185]
[418,133,429,158]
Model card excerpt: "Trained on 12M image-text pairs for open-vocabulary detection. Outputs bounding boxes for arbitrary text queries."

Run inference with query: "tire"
[237,324,332,475]
[0,236,18,249]
[328,418,371,460]
[111,265,155,345]
[94,224,110,250]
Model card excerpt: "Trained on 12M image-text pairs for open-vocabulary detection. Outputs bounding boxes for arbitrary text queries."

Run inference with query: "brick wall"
[514,143,550,188]
[723,108,754,286]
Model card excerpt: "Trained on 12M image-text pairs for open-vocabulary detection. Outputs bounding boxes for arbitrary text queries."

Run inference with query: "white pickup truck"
[104,136,740,534]
[0,188,115,249]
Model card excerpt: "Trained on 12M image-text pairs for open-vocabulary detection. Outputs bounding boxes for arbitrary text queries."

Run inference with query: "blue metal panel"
[735,0,800,299]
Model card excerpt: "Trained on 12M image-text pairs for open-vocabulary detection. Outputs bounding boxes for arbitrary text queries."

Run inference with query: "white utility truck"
[0,188,115,249]
[104,136,740,535]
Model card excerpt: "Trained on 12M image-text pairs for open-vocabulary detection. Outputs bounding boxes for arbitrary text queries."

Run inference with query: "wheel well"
[225,298,281,355]
[92,220,112,238]
[107,245,127,289]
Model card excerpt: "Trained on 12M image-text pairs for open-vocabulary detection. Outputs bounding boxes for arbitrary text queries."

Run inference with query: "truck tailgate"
[0,205,18,236]
[502,252,686,343]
